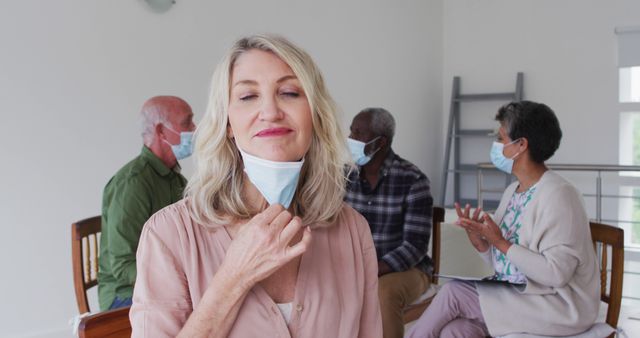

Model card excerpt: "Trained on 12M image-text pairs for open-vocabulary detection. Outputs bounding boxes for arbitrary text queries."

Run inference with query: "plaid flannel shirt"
[345,150,433,275]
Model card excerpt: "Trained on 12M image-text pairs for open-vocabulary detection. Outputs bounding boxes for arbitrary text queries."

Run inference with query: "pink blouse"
[130,199,382,338]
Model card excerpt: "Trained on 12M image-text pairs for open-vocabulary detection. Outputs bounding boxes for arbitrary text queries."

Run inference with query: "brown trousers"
[378,268,430,338]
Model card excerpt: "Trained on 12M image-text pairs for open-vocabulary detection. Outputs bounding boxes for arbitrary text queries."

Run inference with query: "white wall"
[0,1,443,336]
[442,0,640,207]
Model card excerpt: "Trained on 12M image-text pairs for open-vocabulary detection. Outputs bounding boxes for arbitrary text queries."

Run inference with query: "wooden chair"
[78,306,131,338]
[72,216,101,314]
[402,206,445,323]
[590,221,624,337]
[499,221,625,338]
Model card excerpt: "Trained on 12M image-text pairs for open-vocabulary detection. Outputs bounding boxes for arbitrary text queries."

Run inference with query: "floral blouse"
[492,185,537,283]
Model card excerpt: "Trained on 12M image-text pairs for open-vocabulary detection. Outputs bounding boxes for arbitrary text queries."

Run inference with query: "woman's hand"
[457,209,512,254]
[219,204,312,289]
[454,202,490,252]
[177,204,311,338]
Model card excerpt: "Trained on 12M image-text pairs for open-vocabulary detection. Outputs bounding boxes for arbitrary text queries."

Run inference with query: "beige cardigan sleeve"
[507,182,584,292]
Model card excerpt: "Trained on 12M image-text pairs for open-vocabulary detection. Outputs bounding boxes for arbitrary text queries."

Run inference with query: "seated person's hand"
[455,204,512,254]
[454,202,490,253]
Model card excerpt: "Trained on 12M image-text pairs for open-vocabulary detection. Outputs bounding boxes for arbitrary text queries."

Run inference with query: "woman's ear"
[518,137,529,151]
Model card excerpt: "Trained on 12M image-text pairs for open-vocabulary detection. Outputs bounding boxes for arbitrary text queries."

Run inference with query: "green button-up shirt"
[98,146,187,311]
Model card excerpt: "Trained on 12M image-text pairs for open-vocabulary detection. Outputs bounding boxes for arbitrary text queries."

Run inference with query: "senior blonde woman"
[129,35,382,338]
[407,101,599,338]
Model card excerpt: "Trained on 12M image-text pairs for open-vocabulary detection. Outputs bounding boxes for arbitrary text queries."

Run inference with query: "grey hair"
[140,102,170,144]
[360,107,396,142]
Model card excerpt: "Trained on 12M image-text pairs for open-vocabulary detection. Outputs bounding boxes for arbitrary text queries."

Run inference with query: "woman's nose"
[258,95,284,121]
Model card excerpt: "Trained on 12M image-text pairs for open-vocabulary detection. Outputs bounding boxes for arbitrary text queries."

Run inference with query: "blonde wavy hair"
[186,35,352,228]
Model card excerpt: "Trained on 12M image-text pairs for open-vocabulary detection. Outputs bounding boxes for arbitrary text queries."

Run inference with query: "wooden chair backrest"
[430,206,445,284]
[72,216,101,314]
[589,221,624,330]
[78,306,131,338]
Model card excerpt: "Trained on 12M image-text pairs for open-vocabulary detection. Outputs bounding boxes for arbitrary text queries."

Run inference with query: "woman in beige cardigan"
[408,101,599,337]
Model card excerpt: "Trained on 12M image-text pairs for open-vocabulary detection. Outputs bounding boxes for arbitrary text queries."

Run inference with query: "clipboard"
[434,273,526,286]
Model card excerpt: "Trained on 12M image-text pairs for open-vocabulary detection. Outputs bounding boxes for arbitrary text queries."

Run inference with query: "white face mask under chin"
[237,146,304,208]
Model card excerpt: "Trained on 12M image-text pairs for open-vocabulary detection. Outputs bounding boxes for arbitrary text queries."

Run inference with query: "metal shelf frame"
[439,73,524,207]
[477,162,640,224]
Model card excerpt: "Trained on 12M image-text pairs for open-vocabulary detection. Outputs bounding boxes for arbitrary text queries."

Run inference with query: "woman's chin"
[256,147,305,162]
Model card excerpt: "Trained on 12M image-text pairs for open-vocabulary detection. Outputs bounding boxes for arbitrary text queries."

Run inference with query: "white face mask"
[163,126,194,160]
[347,136,381,166]
[237,147,304,208]
[489,139,521,174]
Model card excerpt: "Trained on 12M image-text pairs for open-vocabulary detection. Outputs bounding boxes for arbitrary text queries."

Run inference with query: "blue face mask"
[347,137,381,166]
[490,139,520,174]
[164,128,194,160]
[238,147,304,208]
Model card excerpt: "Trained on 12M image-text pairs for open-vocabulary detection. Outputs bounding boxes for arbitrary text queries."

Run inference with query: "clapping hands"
[454,202,512,254]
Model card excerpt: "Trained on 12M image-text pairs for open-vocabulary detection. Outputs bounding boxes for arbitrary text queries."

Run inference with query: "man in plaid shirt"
[345,108,433,338]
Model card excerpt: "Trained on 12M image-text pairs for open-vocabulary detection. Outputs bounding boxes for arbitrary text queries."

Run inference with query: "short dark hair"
[495,101,562,163]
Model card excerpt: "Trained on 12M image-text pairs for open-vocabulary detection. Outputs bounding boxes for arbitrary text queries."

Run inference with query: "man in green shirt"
[98,96,195,311]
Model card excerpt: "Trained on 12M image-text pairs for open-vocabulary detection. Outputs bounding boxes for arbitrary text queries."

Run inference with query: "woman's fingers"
[279,216,303,244]
[268,208,293,232]
[472,207,482,221]
[458,218,476,228]
[482,213,497,227]
[454,202,464,218]
[455,202,476,226]
[459,218,483,233]
[482,214,505,242]
[454,202,472,219]
[255,203,286,226]
[221,206,312,286]
[258,208,307,258]
[285,226,312,259]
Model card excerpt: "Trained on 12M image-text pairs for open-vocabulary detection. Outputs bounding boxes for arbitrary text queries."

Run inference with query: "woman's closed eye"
[239,93,258,101]
[280,90,300,98]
